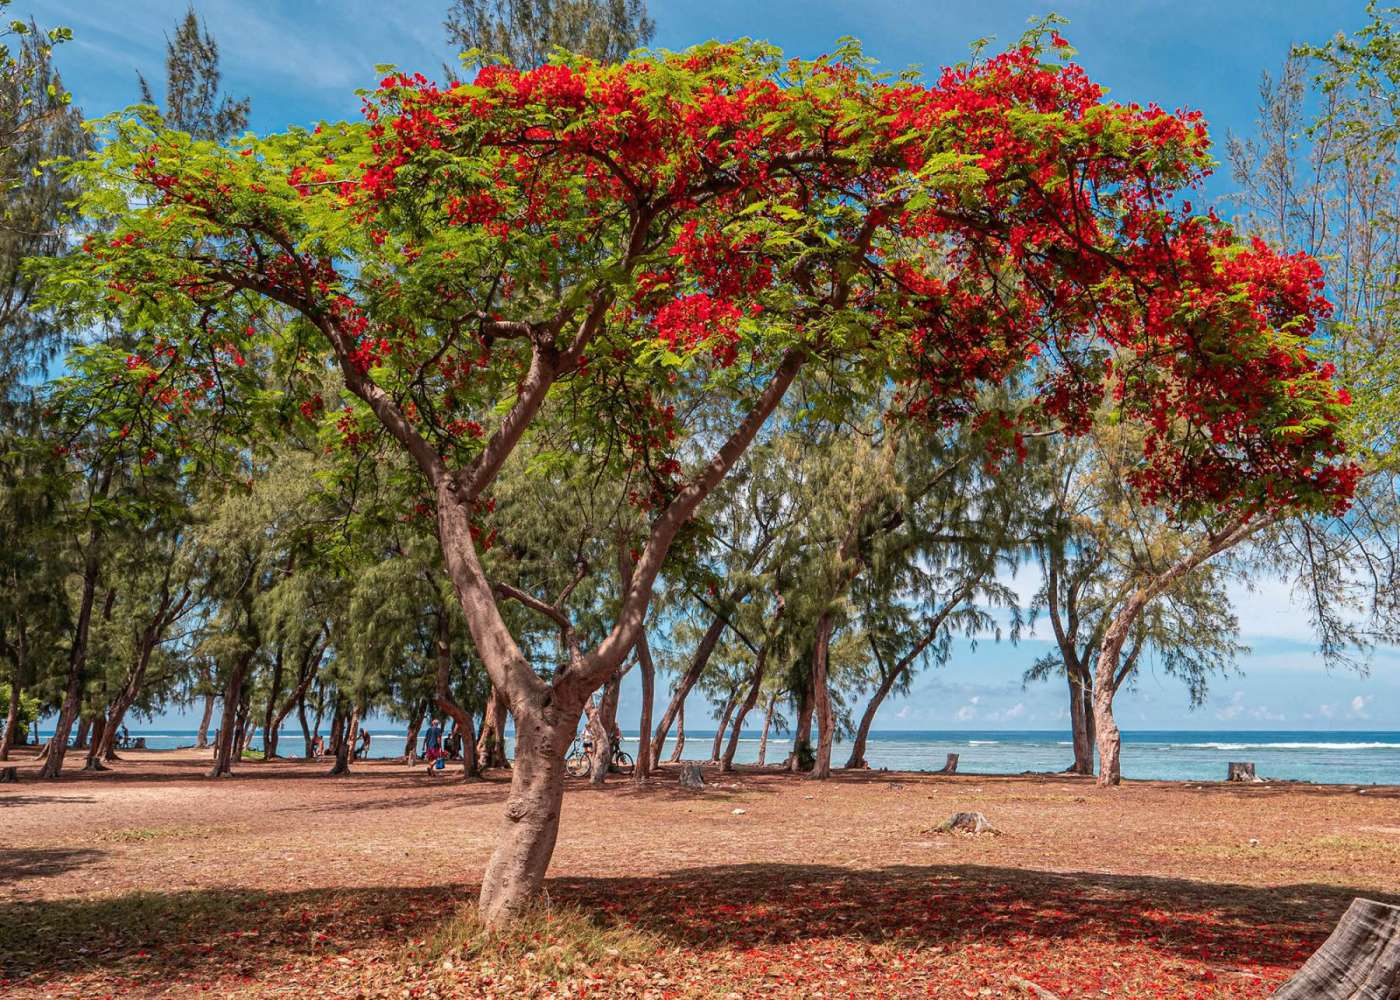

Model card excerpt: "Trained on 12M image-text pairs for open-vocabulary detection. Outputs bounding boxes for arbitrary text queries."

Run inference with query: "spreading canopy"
[45,34,1357,683]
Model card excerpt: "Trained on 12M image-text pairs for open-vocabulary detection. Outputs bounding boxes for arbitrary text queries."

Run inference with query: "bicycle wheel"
[566,753,591,778]
[613,751,634,775]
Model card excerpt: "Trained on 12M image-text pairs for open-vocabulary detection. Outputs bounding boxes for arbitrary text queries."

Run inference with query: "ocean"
[48,727,1400,785]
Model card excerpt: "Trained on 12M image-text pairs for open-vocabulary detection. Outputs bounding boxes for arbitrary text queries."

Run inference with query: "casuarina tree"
[45,29,1355,922]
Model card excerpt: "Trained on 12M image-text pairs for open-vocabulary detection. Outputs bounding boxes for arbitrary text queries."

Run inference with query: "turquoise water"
[52,728,1400,785]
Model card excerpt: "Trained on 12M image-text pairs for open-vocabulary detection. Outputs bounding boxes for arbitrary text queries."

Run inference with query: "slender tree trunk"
[209,653,252,778]
[1092,600,1143,787]
[99,623,165,764]
[847,668,899,770]
[582,671,620,786]
[328,699,359,776]
[722,652,766,772]
[327,701,345,758]
[1067,667,1095,775]
[232,688,252,759]
[311,688,326,752]
[265,639,324,761]
[433,608,480,779]
[668,701,686,763]
[403,700,427,764]
[297,690,313,758]
[262,650,285,760]
[651,616,724,768]
[809,611,837,779]
[633,638,655,783]
[40,555,100,780]
[789,684,813,773]
[709,690,737,763]
[476,697,580,925]
[82,716,107,771]
[0,681,20,760]
[195,663,215,749]
[756,693,776,766]
[73,716,91,750]
[476,687,510,769]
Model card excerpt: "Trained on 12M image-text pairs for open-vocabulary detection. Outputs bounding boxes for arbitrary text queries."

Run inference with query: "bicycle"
[565,734,634,778]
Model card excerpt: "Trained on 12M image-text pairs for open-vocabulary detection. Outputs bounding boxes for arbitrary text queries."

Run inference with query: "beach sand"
[2,747,1397,998]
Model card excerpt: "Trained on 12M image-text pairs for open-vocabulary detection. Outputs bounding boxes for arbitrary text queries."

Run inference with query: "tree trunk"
[297,689,313,758]
[651,616,724,768]
[82,716,107,771]
[262,650,285,760]
[40,554,100,780]
[709,689,737,763]
[265,638,325,761]
[0,681,20,760]
[809,611,837,779]
[722,652,766,773]
[328,699,359,776]
[1066,667,1095,775]
[477,686,510,770]
[195,663,216,749]
[789,684,813,773]
[849,664,901,769]
[97,624,164,764]
[327,701,345,758]
[403,700,427,764]
[632,637,655,783]
[73,716,91,750]
[668,700,685,762]
[586,670,622,786]
[209,653,251,778]
[1092,600,1142,788]
[756,693,775,766]
[476,697,579,925]
[1274,897,1400,999]
[433,608,480,779]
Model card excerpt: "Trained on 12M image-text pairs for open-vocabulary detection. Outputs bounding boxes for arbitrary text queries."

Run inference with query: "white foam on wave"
[967,740,999,745]
[1173,741,1397,751]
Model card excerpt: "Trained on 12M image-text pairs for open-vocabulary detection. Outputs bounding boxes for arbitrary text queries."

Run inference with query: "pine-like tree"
[138,4,248,141]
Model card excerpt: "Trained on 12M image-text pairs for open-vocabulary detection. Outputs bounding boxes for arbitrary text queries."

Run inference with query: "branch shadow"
[1,860,1381,993]
[0,847,106,885]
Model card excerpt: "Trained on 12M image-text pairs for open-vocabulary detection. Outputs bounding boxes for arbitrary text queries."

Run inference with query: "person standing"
[423,718,443,774]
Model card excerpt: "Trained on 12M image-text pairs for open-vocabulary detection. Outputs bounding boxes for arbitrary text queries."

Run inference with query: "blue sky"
[28,0,1398,731]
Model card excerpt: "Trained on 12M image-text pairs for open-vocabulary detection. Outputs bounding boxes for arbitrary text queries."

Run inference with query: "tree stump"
[678,763,704,791]
[934,811,997,835]
[1228,761,1263,783]
[937,753,959,774]
[1274,898,1400,998]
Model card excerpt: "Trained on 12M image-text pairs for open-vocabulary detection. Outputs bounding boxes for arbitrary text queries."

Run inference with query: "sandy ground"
[2,747,1398,998]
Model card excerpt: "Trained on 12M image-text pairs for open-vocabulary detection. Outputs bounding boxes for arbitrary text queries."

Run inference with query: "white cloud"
[1320,703,1336,720]
[955,705,976,722]
[1350,695,1370,719]
[1004,702,1026,720]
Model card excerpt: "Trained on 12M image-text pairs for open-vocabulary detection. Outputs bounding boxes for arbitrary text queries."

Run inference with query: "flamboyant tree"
[46,32,1353,921]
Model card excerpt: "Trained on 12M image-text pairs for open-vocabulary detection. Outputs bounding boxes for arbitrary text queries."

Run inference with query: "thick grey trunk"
[1274,898,1400,999]
[476,697,578,925]
[209,653,251,778]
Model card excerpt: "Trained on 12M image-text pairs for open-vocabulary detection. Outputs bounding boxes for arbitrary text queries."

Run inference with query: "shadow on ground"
[0,847,105,886]
[2,860,1383,992]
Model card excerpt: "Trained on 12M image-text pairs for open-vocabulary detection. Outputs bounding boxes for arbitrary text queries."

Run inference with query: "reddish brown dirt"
[2,747,1396,998]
